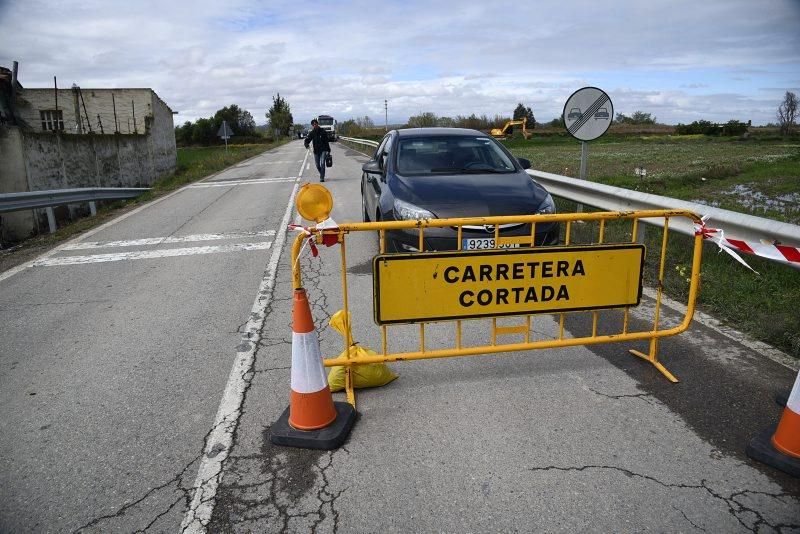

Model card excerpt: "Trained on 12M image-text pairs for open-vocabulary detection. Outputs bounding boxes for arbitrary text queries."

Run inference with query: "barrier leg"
[629,337,679,383]
[345,366,355,407]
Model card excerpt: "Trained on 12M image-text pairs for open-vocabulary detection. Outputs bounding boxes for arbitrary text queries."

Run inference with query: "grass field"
[503,133,800,359]
[505,134,800,224]
[146,142,286,197]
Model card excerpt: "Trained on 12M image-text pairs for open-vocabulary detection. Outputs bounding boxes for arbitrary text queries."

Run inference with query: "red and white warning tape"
[289,218,339,267]
[694,215,800,273]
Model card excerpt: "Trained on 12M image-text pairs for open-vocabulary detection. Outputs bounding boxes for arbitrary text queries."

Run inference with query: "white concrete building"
[0,64,178,242]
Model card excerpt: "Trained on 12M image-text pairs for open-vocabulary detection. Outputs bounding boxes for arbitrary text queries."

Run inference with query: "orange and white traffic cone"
[270,288,356,449]
[747,368,800,477]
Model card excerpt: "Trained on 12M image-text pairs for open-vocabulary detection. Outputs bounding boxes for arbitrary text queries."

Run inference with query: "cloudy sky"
[1,0,799,126]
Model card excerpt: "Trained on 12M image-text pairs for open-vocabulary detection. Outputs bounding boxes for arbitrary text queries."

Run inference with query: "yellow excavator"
[490,117,531,139]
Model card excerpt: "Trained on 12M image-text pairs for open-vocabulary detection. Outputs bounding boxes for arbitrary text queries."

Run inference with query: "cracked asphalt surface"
[2,140,799,532]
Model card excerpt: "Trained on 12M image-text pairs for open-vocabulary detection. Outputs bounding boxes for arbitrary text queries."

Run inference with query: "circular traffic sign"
[562,87,614,141]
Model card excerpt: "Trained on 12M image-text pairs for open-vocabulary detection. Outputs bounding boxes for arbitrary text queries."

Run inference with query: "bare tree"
[355,115,374,129]
[407,112,438,128]
[777,91,797,135]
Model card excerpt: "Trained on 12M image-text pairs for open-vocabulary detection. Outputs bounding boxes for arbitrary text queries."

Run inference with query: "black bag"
[325,153,333,167]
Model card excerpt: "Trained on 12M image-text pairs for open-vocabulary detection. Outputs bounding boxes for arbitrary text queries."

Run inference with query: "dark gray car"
[361,128,559,252]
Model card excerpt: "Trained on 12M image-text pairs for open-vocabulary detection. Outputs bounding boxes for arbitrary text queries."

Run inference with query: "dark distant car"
[360,128,559,252]
[567,108,582,120]
[594,108,609,120]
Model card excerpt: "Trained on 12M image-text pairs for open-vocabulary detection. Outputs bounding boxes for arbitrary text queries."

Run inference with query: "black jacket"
[304,126,331,154]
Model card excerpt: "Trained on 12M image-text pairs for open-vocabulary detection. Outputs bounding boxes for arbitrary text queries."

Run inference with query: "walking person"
[304,119,331,182]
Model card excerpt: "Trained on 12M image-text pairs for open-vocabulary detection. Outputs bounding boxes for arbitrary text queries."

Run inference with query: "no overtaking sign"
[563,87,614,141]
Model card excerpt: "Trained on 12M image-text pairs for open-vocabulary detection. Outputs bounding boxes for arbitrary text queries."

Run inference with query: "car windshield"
[317,117,334,126]
[396,136,517,175]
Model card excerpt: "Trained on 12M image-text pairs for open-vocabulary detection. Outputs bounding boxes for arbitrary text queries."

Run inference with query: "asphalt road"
[1,140,799,533]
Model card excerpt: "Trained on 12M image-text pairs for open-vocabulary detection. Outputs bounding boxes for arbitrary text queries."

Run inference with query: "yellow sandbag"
[327,310,398,392]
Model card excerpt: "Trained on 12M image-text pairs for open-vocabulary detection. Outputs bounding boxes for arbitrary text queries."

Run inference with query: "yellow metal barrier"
[291,205,704,408]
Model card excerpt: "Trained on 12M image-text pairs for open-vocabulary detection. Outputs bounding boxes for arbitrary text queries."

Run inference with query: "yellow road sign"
[373,244,645,325]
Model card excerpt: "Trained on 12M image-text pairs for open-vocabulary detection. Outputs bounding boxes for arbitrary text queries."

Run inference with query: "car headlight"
[393,198,435,220]
[537,193,556,214]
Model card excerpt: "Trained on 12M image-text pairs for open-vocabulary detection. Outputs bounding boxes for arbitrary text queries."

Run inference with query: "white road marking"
[0,144,295,283]
[63,231,275,250]
[33,242,272,266]
[0,184,193,284]
[181,149,309,533]
[640,287,797,371]
[189,178,297,188]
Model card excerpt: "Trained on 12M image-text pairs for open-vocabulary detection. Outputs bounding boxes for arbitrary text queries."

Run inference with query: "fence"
[293,203,704,407]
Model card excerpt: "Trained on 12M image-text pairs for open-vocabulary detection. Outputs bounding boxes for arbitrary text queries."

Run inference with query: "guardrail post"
[46,207,57,233]
[89,201,97,216]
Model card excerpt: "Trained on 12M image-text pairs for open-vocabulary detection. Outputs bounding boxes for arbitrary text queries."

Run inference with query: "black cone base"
[776,390,789,407]
[746,424,800,478]
[270,402,356,450]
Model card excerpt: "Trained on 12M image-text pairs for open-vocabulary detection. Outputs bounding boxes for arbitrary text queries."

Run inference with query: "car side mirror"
[362,160,382,176]
[377,150,389,170]
[517,157,531,170]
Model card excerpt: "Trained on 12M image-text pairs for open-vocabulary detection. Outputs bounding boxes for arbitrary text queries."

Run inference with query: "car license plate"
[461,238,520,250]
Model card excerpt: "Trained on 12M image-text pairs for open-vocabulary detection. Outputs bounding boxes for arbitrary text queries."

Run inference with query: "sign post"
[217,120,234,151]
[563,87,614,180]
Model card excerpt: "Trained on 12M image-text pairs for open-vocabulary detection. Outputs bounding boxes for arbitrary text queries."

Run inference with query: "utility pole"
[384,100,388,132]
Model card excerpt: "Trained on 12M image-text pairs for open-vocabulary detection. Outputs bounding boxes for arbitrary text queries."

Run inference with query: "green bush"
[675,119,749,136]
[675,120,721,135]
[722,120,748,136]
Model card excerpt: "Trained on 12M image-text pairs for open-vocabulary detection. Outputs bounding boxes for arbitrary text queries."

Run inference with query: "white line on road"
[63,231,276,250]
[639,287,798,371]
[33,242,272,266]
[189,178,298,188]
[181,148,309,533]
[0,145,295,283]
[0,183,196,284]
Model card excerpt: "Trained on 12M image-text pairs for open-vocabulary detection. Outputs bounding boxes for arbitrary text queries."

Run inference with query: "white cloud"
[1,0,798,125]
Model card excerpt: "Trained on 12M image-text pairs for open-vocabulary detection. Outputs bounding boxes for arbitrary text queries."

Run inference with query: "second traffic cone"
[270,288,356,450]
[746,368,800,477]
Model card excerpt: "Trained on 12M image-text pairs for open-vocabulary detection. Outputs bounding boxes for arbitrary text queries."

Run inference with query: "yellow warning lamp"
[295,183,333,223]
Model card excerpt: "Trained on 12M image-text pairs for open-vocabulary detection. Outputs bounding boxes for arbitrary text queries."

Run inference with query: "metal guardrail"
[0,187,150,214]
[337,136,799,248]
[338,136,379,152]
[0,187,150,232]
[527,170,799,247]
